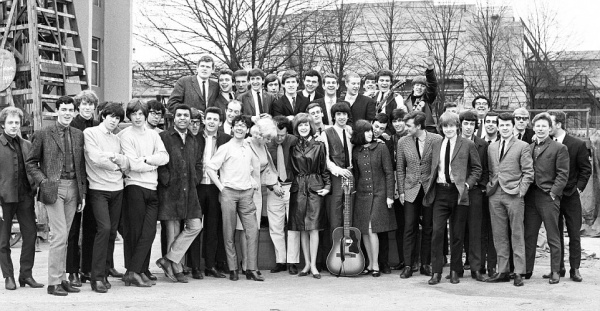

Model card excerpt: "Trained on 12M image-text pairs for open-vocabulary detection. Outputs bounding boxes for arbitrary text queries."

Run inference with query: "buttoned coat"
[352,142,396,233]
[529,138,569,198]
[486,136,534,197]
[561,134,591,196]
[424,136,482,206]
[472,135,489,187]
[237,90,276,117]
[167,75,219,112]
[157,128,203,220]
[0,135,36,203]
[26,124,87,204]
[396,132,442,204]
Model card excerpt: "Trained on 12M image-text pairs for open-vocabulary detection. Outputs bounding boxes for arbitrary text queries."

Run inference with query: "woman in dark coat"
[351,120,396,277]
[288,113,330,278]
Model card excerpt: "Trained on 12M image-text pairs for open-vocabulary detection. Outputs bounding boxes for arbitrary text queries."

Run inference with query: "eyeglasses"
[515,116,529,121]
[474,102,488,107]
[190,121,201,126]
[149,111,163,117]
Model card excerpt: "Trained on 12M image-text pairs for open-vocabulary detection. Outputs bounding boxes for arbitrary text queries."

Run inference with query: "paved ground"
[2,234,600,311]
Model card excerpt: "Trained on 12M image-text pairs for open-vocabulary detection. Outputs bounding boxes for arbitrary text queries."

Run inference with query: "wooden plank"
[40,59,84,68]
[65,1,88,86]
[0,0,18,49]
[27,0,43,131]
[38,24,78,36]
[37,7,75,19]
[38,42,81,52]
[40,76,88,85]
[0,88,32,96]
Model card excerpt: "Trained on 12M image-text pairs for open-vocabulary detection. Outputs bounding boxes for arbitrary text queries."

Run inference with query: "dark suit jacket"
[26,124,86,204]
[70,114,99,132]
[167,75,219,112]
[529,137,569,197]
[267,134,298,183]
[487,136,534,197]
[348,94,376,125]
[196,130,231,152]
[213,93,233,117]
[561,134,592,196]
[472,136,489,187]
[0,135,35,203]
[517,128,534,144]
[425,136,482,206]
[237,90,275,116]
[272,95,309,117]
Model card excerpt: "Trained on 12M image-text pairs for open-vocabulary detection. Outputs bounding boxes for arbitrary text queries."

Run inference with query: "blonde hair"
[250,118,277,140]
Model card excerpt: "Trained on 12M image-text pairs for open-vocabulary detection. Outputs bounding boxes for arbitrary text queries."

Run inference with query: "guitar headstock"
[391,80,407,92]
[342,176,354,194]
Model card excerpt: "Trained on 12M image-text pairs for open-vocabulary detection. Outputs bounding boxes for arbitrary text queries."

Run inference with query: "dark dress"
[352,142,396,234]
[288,137,331,231]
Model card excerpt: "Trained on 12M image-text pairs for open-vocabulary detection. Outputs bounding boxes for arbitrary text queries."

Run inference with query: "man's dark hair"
[219,68,234,78]
[532,112,553,128]
[232,114,253,128]
[459,110,478,130]
[391,108,406,122]
[497,112,514,126]
[233,70,248,79]
[547,110,566,130]
[306,102,322,113]
[102,102,125,122]
[146,99,165,115]
[197,55,214,68]
[303,69,321,85]
[364,73,376,81]
[471,95,490,109]
[376,69,394,82]
[172,104,192,115]
[126,99,147,119]
[205,106,223,122]
[265,74,279,87]
[403,111,426,130]
[373,112,389,125]
[248,68,265,79]
[331,101,351,123]
[281,70,299,84]
[190,107,202,120]
[55,96,75,110]
[443,102,458,112]
[274,115,292,133]
[351,120,373,145]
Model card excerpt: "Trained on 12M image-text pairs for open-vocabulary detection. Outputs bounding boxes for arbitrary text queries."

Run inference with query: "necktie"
[257,91,263,115]
[487,140,492,145]
[415,137,421,160]
[342,129,349,168]
[202,81,207,104]
[477,120,482,138]
[229,93,234,101]
[276,144,287,182]
[517,133,522,140]
[444,139,451,183]
[500,140,505,160]
[291,97,296,112]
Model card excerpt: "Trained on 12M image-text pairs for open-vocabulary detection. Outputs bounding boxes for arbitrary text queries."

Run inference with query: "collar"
[170,127,188,136]
[286,94,295,103]
[3,132,18,144]
[415,131,427,142]
[345,93,358,101]
[98,123,113,135]
[196,75,208,84]
[56,121,70,131]
[203,130,217,139]
[445,135,457,144]
[536,136,549,145]
[554,131,566,143]
[325,95,336,102]
[499,135,512,144]
[302,90,313,98]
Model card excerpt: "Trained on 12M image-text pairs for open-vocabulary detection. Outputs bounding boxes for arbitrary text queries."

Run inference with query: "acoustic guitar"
[375,79,407,114]
[326,176,365,277]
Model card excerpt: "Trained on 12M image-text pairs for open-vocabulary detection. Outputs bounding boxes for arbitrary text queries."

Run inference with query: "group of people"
[0,54,591,296]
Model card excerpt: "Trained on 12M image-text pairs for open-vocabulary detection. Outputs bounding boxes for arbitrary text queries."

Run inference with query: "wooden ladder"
[0,0,88,133]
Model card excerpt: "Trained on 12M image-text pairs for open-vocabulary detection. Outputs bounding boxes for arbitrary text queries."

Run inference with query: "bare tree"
[357,0,413,75]
[464,1,515,107]
[136,0,329,86]
[409,1,467,114]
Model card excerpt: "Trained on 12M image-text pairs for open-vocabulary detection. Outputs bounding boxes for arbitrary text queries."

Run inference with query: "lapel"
[0,134,14,151]
[192,76,204,102]
[490,140,499,167]
[207,80,215,102]
[422,132,434,161]
[451,137,462,161]
[245,92,256,116]
[50,125,64,152]
[499,136,516,162]
[532,138,551,159]
[283,95,294,114]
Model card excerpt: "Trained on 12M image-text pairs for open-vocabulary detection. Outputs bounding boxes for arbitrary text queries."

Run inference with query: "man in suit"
[373,69,407,121]
[397,111,443,278]
[485,112,534,286]
[306,103,330,135]
[459,111,492,281]
[513,107,534,144]
[233,70,249,98]
[472,96,490,139]
[524,112,569,284]
[213,69,236,114]
[297,69,323,103]
[425,112,481,285]
[167,55,219,112]
[221,100,242,136]
[547,110,591,282]
[343,72,377,126]
[194,107,231,279]
[272,70,306,120]
[0,107,43,291]
[26,96,86,296]
[238,68,275,119]
[311,73,339,126]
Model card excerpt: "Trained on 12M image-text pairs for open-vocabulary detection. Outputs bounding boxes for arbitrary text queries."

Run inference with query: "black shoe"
[107,268,124,278]
[205,267,226,278]
[514,274,524,287]
[298,269,309,277]
[360,269,373,275]
[411,262,419,272]
[420,265,432,276]
[191,268,204,280]
[549,272,560,284]
[246,270,264,281]
[372,270,381,277]
[156,257,176,282]
[428,273,441,285]
[144,270,157,281]
[380,263,391,274]
[60,280,80,293]
[313,273,322,279]
[216,261,229,274]
[487,268,496,278]
[391,262,405,270]
[509,272,516,279]
[485,272,511,283]
[80,272,91,284]
[47,285,68,296]
[570,268,583,282]
[270,263,287,273]
[450,271,460,284]
[91,280,108,293]
[124,271,152,287]
[400,266,413,279]
[522,271,532,280]
[471,271,488,282]
[288,264,298,275]
[68,273,81,287]
[543,268,566,278]
[463,264,471,271]
[19,277,44,288]
[229,270,239,281]
[5,277,16,290]
[103,277,111,289]
[174,272,188,283]
[446,271,463,279]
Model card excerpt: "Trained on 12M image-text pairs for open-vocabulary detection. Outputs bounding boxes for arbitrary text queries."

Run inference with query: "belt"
[437,182,455,188]
[60,172,76,180]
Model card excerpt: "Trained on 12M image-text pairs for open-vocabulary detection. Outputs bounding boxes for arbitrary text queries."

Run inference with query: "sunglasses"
[515,116,529,121]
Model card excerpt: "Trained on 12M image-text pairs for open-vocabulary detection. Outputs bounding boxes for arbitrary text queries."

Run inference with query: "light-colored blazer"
[486,136,534,197]
[396,132,442,204]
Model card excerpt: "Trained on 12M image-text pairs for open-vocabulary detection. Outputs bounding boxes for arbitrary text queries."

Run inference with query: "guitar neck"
[342,176,352,237]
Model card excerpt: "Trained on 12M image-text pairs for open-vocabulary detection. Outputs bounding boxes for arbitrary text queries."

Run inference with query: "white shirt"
[324,96,336,125]
[344,94,358,106]
[223,121,232,135]
[320,125,353,176]
[252,91,262,117]
[437,136,456,184]
[286,94,296,111]
[554,131,566,144]
[302,89,315,102]
[175,129,188,144]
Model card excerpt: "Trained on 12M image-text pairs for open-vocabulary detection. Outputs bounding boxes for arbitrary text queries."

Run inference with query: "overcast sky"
[132,0,600,62]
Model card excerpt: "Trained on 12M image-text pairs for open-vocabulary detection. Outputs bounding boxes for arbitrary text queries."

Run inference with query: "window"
[93,0,101,7]
[91,37,100,87]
